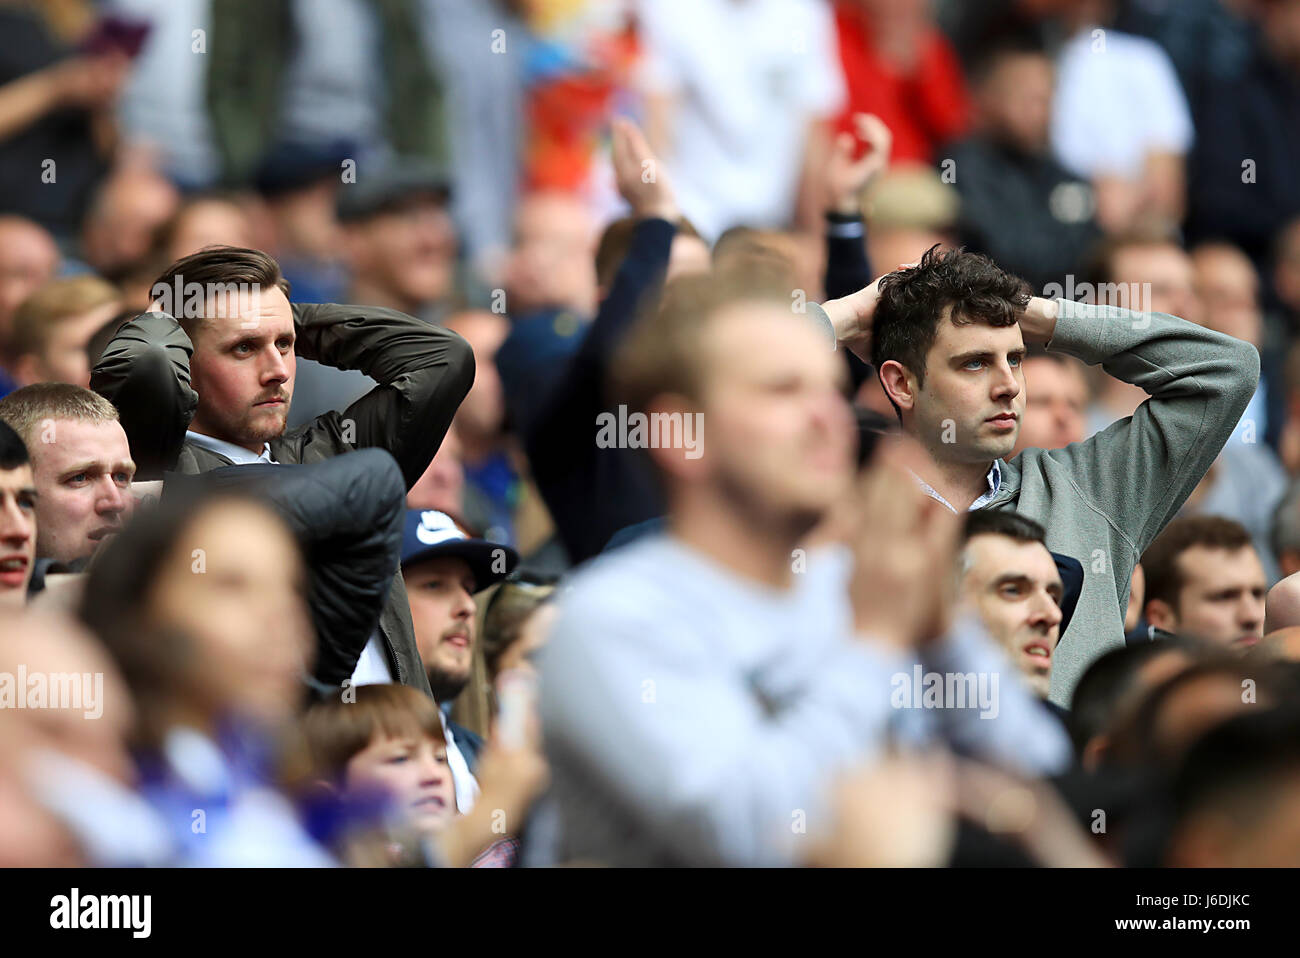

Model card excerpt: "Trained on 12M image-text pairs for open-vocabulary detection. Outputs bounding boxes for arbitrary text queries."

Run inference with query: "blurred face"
[1274,221,1300,312]
[406,426,464,514]
[86,171,180,273]
[146,501,312,727]
[897,315,1026,464]
[1192,247,1262,348]
[0,221,59,336]
[166,200,255,262]
[348,196,456,310]
[668,234,711,282]
[1109,244,1201,324]
[0,613,137,784]
[186,286,295,453]
[1173,772,1300,868]
[495,601,557,679]
[445,311,508,443]
[404,556,477,703]
[688,303,854,529]
[961,534,1063,697]
[1151,674,1265,763]
[345,731,454,833]
[979,52,1053,154]
[18,302,119,389]
[270,180,342,259]
[506,193,597,316]
[1148,546,1267,649]
[1010,356,1087,455]
[0,464,36,607]
[29,419,134,562]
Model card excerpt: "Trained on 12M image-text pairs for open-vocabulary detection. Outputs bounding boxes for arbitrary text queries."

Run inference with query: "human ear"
[878,360,916,413]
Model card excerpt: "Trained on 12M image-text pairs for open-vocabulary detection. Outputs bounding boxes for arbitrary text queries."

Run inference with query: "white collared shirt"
[439,709,480,814]
[184,430,276,465]
[912,459,1003,514]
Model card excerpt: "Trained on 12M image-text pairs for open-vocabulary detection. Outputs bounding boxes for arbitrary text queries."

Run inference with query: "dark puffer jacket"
[92,301,474,697]
[162,448,406,692]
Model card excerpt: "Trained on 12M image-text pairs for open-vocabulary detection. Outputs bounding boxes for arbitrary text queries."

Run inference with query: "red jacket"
[833,2,971,165]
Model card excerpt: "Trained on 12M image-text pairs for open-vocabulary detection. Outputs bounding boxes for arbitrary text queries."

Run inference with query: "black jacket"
[91,301,474,697]
[162,449,407,691]
[523,218,674,563]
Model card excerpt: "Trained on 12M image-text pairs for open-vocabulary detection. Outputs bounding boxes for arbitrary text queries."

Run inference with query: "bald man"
[1265,572,1300,634]
[79,166,180,278]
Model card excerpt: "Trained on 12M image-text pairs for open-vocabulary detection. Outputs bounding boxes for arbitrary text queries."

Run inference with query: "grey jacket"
[985,299,1258,703]
[93,301,475,697]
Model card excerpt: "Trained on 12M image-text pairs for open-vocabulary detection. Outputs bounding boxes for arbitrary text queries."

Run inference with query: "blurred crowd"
[3,0,1300,868]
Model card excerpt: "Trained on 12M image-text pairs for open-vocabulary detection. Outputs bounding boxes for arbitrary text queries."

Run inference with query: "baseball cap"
[336,158,452,223]
[400,510,518,593]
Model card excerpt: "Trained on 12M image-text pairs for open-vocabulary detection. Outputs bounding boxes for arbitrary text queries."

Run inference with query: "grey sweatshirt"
[984,299,1259,703]
[540,538,1071,867]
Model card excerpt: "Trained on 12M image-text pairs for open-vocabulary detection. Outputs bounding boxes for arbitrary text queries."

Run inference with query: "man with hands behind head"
[91,246,475,697]
[814,245,1258,704]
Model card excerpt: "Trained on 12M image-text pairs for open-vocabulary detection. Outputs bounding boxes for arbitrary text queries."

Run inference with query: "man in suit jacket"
[91,245,474,698]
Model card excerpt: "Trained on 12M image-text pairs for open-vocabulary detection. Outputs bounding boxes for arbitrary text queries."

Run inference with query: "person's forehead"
[0,225,56,264]
[931,313,1025,355]
[703,302,839,378]
[968,534,1061,583]
[35,419,130,465]
[447,312,508,351]
[200,286,293,337]
[0,463,34,490]
[1114,244,1193,284]
[406,554,474,581]
[989,51,1051,85]
[1178,544,1265,584]
[54,303,119,341]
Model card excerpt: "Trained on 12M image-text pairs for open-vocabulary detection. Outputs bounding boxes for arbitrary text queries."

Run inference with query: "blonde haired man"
[5,275,120,388]
[0,383,134,563]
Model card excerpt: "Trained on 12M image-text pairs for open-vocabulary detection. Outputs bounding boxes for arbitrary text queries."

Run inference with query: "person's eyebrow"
[220,329,271,346]
[57,460,99,479]
[992,573,1032,588]
[114,458,137,475]
[952,350,995,366]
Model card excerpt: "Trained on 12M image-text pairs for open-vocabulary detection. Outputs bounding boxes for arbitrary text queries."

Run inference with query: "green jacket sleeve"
[1042,298,1260,552]
[291,302,475,490]
[89,312,198,480]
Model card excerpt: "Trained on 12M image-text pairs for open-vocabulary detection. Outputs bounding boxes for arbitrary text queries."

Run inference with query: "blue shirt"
[912,459,1002,513]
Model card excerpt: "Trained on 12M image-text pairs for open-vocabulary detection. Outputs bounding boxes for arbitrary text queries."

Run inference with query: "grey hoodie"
[981,299,1258,703]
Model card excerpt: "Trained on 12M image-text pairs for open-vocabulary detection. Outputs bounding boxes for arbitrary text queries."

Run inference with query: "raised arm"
[523,120,677,561]
[89,312,198,480]
[1039,298,1259,552]
[291,301,474,489]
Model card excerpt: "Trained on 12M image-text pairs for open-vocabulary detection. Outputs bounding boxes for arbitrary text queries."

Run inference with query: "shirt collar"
[185,431,275,466]
[912,459,1002,514]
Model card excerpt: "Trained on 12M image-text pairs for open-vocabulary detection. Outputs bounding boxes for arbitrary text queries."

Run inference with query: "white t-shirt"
[1051,26,1193,180]
[636,0,844,240]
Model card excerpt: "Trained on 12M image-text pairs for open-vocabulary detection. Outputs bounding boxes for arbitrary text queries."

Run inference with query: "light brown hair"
[302,684,445,785]
[7,275,119,362]
[1142,516,1255,609]
[0,382,119,448]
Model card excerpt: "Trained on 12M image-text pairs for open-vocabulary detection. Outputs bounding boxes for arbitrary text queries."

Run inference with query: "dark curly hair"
[870,245,1032,396]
